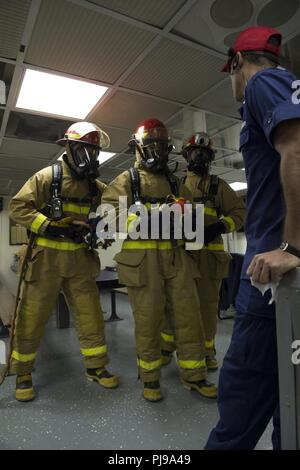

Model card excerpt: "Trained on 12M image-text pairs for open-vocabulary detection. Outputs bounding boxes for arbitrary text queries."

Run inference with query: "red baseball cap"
[221,26,282,72]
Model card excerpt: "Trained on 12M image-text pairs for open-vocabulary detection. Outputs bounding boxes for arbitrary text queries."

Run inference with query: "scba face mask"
[69,141,100,179]
[186,147,215,175]
[140,139,171,171]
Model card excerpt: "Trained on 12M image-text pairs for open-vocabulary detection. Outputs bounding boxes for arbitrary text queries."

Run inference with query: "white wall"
[0,197,19,295]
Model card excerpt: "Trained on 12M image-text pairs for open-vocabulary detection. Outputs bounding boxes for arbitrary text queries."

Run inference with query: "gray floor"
[0,292,272,450]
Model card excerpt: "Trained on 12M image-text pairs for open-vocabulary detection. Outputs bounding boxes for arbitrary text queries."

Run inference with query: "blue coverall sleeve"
[245,70,300,147]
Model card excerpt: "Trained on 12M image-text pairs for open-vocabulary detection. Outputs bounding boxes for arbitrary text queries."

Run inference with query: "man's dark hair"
[241,51,279,68]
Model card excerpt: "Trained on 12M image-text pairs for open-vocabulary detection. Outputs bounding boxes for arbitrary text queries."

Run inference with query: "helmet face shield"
[135,126,169,144]
[57,122,110,179]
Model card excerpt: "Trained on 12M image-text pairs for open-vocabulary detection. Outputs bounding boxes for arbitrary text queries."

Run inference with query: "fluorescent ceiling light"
[16,69,108,119]
[98,151,115,164]
[230,182,247,191]
[57,151,115,164]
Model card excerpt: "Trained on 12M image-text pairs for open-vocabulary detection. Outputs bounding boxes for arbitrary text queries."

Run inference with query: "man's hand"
[247,249,300,284]
[46,220,89,241]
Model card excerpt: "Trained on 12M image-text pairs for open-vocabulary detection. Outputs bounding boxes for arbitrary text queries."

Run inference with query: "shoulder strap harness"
[128,167,179,204]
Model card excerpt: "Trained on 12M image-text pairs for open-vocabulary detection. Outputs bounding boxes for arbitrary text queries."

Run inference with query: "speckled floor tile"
[0,291,272,450]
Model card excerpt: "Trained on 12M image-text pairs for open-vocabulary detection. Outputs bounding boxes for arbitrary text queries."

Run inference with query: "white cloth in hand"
[250,278,280,304]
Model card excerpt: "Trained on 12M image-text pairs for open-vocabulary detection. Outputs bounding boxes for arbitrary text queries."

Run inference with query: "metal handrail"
[276,268,300,449]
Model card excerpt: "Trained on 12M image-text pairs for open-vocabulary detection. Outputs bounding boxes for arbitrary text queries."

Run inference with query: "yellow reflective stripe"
[204,207,217,217]
[80,345,107,357]
[202,243,224,251]
[63,203,90,215]
[123,240,184,250]
[31,214,48,234]
[205,340,214,349]
[127,213,138,232]
[178,359,206,369]
[222,216,236,232]
[137,358,162,370]
[36,237,87,251]
[11,350,36,362]
[67,132,81,138]
[123,240,170,250]
[161,332,175,343]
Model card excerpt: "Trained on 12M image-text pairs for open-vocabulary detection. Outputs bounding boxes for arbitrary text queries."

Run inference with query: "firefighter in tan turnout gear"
[9,122,119,402]
[102,118,217,402]
[161,132,245,370]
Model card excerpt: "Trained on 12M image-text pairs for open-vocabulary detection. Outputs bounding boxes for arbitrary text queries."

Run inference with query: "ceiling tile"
[220,169,246,182]
[1,137,59,159]
[0,166,36,182]
[88,0,186,28]
[100,126,131,153]
[122,39,225,103]
[91,90,181,130]
[210,166,233,176]
[206,113,237,134]
[0,177,12,196]
[0,154,50,172]
[0,0,31,59]
[98,165,126,182]
[6,112,73,144]
[195,80,240,118]
[25,0,155,83]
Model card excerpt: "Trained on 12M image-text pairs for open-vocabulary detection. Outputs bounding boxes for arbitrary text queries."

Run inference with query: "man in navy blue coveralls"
[205,26,300,450]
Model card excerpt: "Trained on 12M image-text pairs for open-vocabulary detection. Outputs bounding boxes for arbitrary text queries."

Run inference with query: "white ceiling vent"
[258,0,299,27]
[210,0,253,28]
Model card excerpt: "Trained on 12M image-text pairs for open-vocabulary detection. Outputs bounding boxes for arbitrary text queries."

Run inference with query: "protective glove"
[45,222,87,242]
[84,216,102,249]
[48,216,74,228]
[204,221,226,245]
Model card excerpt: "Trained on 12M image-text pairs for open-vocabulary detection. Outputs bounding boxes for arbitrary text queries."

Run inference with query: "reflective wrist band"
[222,216,236,232]
[30,213,48,234]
